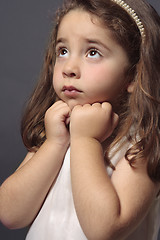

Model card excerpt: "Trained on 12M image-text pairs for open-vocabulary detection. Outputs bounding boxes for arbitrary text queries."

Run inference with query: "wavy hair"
[21,0,160,182]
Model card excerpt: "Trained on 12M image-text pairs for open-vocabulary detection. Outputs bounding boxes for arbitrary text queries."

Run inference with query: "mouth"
[62,85,82,93]
[62,85,83,97]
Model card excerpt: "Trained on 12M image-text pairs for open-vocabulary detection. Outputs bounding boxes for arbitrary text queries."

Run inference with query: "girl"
[0,0,160,239]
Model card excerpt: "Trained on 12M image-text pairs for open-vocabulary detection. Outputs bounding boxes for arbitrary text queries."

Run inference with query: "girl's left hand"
[70,102,119,142]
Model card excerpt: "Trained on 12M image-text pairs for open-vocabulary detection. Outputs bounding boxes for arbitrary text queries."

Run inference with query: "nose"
[62,58,81,79]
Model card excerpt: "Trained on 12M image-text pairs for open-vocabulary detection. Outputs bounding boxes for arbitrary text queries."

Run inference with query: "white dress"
[26,147,160,240]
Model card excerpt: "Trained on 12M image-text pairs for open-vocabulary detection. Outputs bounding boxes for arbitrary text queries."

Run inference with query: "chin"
[66,99,88,110]
[67,101,81,110]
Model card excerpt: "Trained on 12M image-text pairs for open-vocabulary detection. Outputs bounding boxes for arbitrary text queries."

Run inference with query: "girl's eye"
[56,47,69,57]
[87,49,102,59]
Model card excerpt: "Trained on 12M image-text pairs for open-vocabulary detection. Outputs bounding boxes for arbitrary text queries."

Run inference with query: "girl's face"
[53,9,130,109]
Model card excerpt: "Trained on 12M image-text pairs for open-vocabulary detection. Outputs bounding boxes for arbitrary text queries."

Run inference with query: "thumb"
[112,112,119,129]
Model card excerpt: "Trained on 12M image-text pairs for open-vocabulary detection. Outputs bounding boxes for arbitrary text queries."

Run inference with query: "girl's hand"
[70,102,118,142]
[45,100,71,147]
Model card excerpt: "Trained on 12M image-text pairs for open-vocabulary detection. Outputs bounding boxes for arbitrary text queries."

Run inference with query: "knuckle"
[83,103,90,108]
[102,102,112,111]
[73,104,81,110]
[45,108,51,117]
[92,102,100,107]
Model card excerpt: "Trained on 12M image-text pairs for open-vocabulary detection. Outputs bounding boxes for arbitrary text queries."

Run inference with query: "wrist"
[44,139,69,154]
[70,136,102,148]
[70,136,104,167]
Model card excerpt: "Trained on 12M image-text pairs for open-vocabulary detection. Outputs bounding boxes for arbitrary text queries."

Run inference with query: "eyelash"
[55,46,103,58]
[56,47,68,57]
[86,48,102,58]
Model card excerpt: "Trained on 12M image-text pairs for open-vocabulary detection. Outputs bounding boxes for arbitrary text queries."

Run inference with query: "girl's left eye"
[87,49,102,59]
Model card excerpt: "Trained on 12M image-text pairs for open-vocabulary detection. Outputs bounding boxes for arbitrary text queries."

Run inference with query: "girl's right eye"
[56,47,69,58]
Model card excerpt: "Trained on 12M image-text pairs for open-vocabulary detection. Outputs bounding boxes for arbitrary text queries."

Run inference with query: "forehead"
[57,9,113,41]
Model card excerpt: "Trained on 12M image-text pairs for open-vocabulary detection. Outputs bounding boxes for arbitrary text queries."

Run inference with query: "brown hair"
[21,0,160,182]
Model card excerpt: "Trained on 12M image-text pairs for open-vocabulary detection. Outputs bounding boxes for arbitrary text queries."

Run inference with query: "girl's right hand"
[44,100,71,147]
[0,101,71,229]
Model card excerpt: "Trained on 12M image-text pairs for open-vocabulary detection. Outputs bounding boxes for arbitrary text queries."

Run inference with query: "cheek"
[86,66,125,100]
[52,65,61,88]
[87,66,113,88]
[53,64,59,79]
[92,64,125,86]
[91,62,113,77]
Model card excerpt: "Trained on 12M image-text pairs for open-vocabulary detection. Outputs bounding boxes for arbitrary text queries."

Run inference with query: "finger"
[101,102,112,111]
[82,103,91,108]
[112,112,119,128]
[92,102,101,107]
[72,104,82,110]
[51,101,70,111]
[65,116,70,125]
[48,101,63,111]
[53,100,64,107]
[59,108,71,125]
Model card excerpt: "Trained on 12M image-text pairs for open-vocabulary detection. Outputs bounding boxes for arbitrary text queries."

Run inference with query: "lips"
[62,85,82,97]
[62,85,82,92]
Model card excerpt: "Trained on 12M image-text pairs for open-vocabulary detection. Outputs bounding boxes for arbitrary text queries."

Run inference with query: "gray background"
[0,0,159,239]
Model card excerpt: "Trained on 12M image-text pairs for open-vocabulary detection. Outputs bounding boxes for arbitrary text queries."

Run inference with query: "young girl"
[0,0,160,239]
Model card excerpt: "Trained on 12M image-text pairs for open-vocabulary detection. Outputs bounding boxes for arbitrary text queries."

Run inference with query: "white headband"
[111,0,145,38]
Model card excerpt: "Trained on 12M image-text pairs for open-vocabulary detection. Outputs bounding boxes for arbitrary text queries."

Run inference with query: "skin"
[53,10,129,110]
[0,9,159,240]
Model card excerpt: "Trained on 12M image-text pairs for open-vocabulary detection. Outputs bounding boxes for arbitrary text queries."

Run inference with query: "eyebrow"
[85,38,111,51]
[56,38,67,45]
[56,37,111,52]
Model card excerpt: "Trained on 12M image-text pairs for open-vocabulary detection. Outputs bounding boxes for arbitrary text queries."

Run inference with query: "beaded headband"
[111,0,145,38]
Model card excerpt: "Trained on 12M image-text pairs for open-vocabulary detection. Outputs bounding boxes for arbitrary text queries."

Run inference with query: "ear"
[127,82,135,93]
